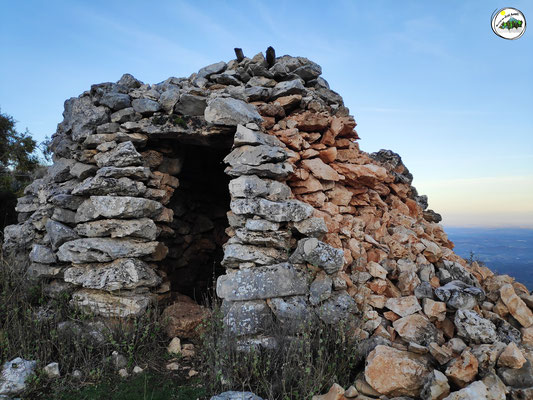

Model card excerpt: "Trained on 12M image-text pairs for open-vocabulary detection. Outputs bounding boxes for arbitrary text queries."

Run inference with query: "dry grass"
[0,250,170,398]
[199,303,362,400]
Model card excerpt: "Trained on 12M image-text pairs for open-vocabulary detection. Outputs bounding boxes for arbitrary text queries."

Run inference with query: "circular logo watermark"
[492,8,526,40]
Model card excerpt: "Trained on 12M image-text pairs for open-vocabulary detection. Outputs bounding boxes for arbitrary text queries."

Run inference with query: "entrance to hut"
[153,138,232,305]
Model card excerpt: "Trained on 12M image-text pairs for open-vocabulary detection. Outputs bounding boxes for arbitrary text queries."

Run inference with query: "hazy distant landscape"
[445,227,533,290]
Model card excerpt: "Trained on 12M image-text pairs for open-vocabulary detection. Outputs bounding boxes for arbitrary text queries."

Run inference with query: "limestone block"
[216,263,308,301]
[64,258,161,291]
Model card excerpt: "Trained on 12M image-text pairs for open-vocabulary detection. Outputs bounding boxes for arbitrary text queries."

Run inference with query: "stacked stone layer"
[3,51,533,398]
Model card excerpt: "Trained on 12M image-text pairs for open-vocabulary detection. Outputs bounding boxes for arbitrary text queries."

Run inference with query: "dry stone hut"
[3,50,533,398]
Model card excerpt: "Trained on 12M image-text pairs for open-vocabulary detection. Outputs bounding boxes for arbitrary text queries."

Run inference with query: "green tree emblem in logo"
[499,17,523,30]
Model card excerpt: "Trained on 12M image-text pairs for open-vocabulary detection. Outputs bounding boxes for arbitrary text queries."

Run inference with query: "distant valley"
[445,227,533,290]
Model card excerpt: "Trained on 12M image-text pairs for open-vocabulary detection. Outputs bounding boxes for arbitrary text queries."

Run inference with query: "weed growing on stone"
[199,303,361,400]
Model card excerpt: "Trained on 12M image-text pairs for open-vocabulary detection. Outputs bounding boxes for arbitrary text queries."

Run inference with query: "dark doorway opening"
[160,141,231,304]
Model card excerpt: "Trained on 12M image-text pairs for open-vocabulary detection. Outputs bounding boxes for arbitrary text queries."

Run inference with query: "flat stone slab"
[210,392,263,400]
[71,289,153,318]
[57,238,166,263]
[75,218,157,240]
[205,97,262,126]
[216,263,309,301]
[75,196,163,222]
[230,198,313,222]
[64,258,161,291]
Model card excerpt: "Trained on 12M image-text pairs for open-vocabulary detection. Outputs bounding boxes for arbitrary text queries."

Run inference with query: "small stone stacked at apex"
[3,48,533,399]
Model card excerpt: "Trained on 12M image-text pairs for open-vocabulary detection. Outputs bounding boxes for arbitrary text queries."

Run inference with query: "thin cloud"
[74,5,212,70]
[166,1,241,45]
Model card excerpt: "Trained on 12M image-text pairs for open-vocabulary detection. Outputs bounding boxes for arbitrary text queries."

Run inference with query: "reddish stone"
[389,183,410,198]
[521,326,533,345]
[367,279,388,294]
[275,94,302,110]
[290,111,330,132]
[258,103,285,118]
[338,215,353,236]
[421,239,443,263]
[366,249,381,263]
[319,147,337,163]
[391,196,410,216]
[349,194,370,206]
[365,345,430,397]
[404,198,419,218]
[323,233,343,249]
[384,311,401,322]
[339,205,357,213]
[312,383,346,400]
[321,201,340,215]
[261,116,276,129]
[493,300,509,318]
[436,318,455,339]
[470,262,494,283]
[500,284,533,327]
[274,128,306,150]
[301,149,320,159]
[332,163,389,187]
[339,271,354,288]
[310,142,328,150]
[445,350,478,387]
[384,280,402,298]
[335,138,357,148]
[430,276,441,288]
[302,158,340,181]
[336,148,359,162]
[423,299,447,322]
[289,168,310,181]
[373,223,388,242]
[301,132,322,143]
[291,175,324,194]
[513,281,529,296]
[347,186,368,196]
[327,184,354,206]
[286,150,300,163]
[297,191,327,207]
[320,180,336,191]
[331,116,357,137]
[321,129,337,146]
[162,300,209,338]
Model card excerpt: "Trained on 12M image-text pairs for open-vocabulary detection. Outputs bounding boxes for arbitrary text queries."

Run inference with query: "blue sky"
[1,1,532,227]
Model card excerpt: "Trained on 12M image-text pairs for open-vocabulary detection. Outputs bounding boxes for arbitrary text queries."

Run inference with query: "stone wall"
[3,51,533,397]
[2,53,356,326]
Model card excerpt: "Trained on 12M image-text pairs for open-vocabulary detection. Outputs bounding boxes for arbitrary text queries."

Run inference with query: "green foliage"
[199,305,362,400]
[0,111,39,173]
[0,110,51,230]
[171,115,188,128]
[152,114,188,128]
